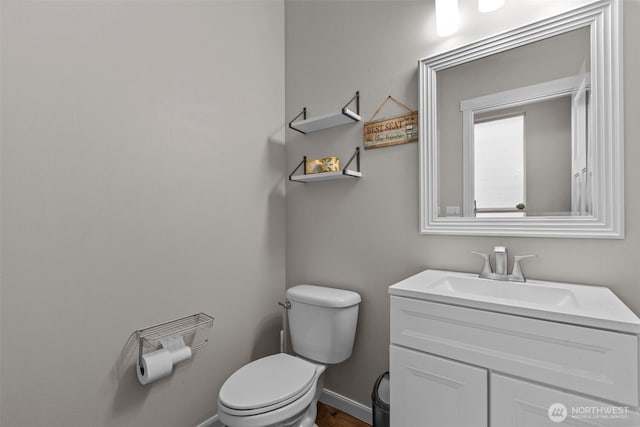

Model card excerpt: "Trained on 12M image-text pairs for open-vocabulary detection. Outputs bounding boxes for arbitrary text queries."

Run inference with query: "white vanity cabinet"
[389,270,640,427]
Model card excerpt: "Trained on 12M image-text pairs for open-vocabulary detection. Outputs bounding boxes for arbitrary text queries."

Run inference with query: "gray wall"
[285,0,640,407]
[1,1,285,426]
[522,98,572,215]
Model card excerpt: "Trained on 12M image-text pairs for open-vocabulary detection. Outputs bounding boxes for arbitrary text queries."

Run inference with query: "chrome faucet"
[472,246,536,282]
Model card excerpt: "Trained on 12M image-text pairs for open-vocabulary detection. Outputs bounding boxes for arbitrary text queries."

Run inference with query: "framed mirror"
[419,0,623,238]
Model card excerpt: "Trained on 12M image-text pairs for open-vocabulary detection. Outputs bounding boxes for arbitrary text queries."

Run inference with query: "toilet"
[217,284,361,427]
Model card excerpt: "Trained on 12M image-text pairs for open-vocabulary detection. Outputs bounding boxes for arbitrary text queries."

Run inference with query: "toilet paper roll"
[169,345,192,364]
[158,335,192,365]
[137,349,173,385]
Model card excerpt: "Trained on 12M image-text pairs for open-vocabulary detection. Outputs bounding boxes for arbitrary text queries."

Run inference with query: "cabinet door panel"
[390,345,487,427]
[491,374,640,427]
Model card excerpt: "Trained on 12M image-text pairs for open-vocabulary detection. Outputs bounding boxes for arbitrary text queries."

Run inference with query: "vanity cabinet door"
[390,345,488,427]
[491,374,640,427]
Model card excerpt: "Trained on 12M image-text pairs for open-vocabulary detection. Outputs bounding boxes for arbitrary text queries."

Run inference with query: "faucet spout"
[493,246,508,276]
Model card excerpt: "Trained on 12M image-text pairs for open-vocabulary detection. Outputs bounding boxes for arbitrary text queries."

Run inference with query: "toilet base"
[298,401,317,427]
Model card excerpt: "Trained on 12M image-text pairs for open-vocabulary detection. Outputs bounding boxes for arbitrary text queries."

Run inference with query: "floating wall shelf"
[289,147,362,183]
[289,92,361,134]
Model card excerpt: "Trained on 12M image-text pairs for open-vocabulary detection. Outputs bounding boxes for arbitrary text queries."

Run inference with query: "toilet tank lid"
[286,284,361,308]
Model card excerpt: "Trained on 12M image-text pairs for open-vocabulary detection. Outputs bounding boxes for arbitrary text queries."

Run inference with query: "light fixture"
[436,0,459,37]
[478,0,505,13]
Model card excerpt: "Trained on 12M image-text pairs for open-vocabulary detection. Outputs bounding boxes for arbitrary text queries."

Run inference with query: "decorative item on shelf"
[305,156,340,174]
[290,148,361,183]
[305,159,324,174]
[322,156,340,172]
[289,91,361,134]
[364,95,418,149]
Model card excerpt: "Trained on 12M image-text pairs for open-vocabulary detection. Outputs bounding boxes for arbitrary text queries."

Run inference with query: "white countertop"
[389,269,640,334]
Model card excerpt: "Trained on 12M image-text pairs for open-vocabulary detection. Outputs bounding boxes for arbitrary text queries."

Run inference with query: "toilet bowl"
[217,284,361,427]
[218,353,326,427]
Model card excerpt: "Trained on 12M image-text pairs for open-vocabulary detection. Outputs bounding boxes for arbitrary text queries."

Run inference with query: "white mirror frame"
[419,0,623,238]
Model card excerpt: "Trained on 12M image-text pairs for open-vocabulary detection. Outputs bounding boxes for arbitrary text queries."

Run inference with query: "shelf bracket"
[342,91,360,120]
[288,156,307,181]
[288,108,308,134]
[343,147,361,174]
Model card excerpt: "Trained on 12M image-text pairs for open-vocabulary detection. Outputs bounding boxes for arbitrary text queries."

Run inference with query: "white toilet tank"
[286,284,361,364]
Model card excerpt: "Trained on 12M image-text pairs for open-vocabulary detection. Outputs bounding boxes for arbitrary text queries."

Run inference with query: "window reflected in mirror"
[473,114,525,217]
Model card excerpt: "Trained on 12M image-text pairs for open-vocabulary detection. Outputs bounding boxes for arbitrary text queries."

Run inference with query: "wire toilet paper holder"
[135,312,214,371]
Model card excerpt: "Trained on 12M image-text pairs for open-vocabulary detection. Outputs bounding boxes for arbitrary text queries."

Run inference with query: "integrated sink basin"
[429,275,579,309]
[389,269,640,333]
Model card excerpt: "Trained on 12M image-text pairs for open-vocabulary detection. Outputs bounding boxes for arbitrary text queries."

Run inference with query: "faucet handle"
[511,255,537,281]
[471,251,493,276]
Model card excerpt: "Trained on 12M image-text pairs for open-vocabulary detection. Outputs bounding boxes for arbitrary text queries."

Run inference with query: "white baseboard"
[195,413,222,427]
[196,389,373,427]
[320,388,373,425]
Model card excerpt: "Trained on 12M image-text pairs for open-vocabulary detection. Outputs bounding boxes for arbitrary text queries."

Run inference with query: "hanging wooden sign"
[364,96,418,149]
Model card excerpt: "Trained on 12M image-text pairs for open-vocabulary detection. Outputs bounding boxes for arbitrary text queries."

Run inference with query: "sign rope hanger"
[368,95,414,122]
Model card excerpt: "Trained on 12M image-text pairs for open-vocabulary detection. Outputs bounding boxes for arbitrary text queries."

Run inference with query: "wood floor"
[316,402,372,427]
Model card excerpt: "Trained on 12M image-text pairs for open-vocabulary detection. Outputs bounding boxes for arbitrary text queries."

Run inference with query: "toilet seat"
[219,353,317,416]
[218,383,317,427]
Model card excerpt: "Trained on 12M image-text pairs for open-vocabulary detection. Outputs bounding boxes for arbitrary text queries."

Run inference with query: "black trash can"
[371,371,390,427]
